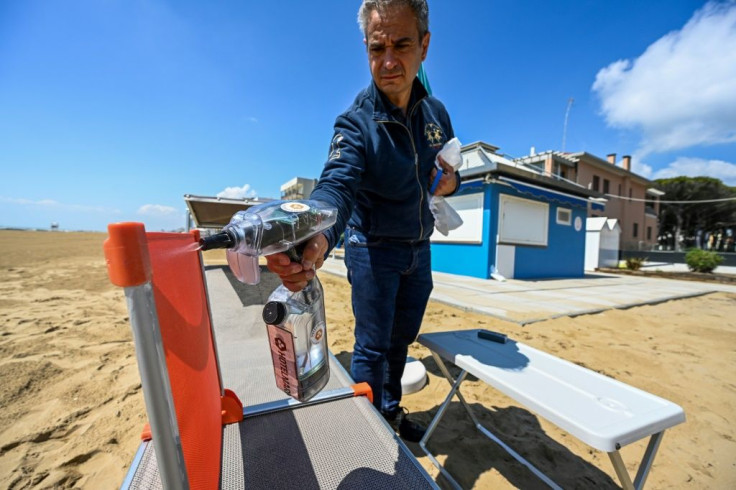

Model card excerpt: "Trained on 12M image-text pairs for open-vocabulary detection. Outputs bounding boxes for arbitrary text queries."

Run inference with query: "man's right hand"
[265,233,329,292]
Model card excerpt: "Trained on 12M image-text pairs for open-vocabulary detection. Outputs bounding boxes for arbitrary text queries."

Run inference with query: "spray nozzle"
[199,231,235,251]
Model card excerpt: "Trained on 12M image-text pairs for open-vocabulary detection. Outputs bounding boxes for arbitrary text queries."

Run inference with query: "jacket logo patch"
[424,123,445,148]
[329,133,344,160]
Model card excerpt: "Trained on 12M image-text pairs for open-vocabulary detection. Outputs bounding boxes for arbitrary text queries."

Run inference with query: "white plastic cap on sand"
[401,357,428,395]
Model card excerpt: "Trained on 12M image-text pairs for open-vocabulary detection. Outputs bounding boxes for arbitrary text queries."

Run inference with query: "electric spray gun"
[199,200,337,402]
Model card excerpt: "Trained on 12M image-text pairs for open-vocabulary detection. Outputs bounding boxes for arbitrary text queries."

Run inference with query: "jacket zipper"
[377,100,425,240]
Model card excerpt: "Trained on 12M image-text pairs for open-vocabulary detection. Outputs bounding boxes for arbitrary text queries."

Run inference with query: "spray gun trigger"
[286,242,309,263]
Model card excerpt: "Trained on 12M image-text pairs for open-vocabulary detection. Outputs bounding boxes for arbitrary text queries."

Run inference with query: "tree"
[655,176,736,251]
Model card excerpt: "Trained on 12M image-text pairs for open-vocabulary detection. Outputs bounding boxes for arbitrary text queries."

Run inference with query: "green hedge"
[685,249,723,273]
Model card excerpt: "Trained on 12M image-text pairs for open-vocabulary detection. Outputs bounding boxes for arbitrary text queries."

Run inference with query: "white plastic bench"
[417,329,686,490]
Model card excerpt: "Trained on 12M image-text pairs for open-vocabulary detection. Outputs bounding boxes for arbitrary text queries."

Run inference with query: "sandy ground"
[1,230,735,489]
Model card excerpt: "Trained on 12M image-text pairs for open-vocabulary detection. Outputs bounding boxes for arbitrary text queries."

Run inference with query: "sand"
[1,229,735,489]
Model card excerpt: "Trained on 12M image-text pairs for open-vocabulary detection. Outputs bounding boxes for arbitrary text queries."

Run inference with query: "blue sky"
[1,0,735,232]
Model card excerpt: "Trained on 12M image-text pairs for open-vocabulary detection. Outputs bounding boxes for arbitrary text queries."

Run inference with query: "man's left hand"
[431,155,459,196]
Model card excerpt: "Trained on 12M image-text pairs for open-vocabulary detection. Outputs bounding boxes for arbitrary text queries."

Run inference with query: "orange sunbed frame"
[105,223,370,489]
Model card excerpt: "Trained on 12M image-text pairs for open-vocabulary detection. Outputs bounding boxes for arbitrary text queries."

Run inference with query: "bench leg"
[419,368,468,490]
[420,351,563,490]
[608,431,665,490]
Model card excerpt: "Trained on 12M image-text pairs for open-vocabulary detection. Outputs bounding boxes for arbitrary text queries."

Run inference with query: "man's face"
[365,5,430,110]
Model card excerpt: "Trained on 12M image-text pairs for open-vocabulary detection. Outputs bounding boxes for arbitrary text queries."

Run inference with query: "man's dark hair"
[358,0,429,38]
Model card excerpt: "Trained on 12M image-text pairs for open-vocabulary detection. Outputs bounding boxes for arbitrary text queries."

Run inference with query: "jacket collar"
[370,77,429,121]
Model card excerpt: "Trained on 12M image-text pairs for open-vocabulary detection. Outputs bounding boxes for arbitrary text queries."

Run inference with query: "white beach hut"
[585,217,621,270]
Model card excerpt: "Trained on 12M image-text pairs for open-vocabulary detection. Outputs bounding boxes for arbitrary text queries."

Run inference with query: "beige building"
[280,177,317,200]
[514,151,663,250]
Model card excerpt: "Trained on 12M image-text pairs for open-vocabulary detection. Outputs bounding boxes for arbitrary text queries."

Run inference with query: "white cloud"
[0,197,58,206]
[653,156,736,185]
[593,2,736,156]
[0,196,120,214]
[216,184,258,199]
[137,204,178,216]
[630,158,654,180]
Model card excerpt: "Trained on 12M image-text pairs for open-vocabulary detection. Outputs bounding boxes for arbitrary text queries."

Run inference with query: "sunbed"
[105,223,437,489]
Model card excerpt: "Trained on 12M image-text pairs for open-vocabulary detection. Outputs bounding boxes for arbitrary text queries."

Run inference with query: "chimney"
[622,155,631,171]
[607,153,616,164]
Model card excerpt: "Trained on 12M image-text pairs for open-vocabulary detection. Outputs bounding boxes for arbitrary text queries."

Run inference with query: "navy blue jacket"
[311,78,455,251]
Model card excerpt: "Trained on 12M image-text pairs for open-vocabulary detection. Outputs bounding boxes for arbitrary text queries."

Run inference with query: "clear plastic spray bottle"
[200,200,337,401]
[262,275,329,401]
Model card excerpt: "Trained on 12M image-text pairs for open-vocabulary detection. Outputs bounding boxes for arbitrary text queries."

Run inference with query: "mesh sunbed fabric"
[132,394,431,489]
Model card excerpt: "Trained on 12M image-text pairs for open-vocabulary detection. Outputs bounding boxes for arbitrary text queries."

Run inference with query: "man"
[266,0,458,442]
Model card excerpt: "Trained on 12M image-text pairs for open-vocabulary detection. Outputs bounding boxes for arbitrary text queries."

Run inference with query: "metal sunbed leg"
[608,431,665,490]
[125,285,189,490]
[423,350,562,490]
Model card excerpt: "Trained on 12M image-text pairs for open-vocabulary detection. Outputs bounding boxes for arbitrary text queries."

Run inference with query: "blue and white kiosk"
[431,142,606,280]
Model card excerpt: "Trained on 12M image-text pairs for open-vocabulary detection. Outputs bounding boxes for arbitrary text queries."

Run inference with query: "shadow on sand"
[334,351,620,490]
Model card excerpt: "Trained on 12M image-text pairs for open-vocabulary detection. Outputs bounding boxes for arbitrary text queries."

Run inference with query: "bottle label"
[281,202,310,213]
[266,324,300,397]
[310,321,325,345]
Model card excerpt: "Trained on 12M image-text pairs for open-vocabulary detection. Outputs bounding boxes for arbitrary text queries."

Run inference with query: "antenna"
[562,97,574,152]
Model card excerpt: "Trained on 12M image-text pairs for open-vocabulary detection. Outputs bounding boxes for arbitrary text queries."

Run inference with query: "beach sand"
[1,230,734,489]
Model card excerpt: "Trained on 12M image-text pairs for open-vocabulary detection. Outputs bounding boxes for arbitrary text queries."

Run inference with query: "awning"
[498,176,605,211]
[184,194,274,228]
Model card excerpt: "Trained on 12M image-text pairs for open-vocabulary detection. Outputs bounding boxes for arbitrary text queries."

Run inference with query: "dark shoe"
[383,407,426,443]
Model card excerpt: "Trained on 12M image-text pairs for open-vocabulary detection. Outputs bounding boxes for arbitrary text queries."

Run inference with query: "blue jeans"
[344,227,433,414]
